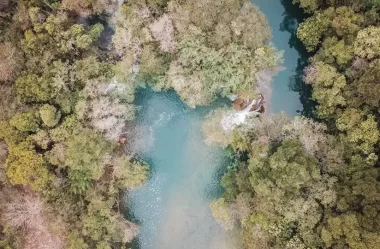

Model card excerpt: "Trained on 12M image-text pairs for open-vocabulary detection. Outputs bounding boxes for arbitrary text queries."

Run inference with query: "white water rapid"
[221,98,262,131]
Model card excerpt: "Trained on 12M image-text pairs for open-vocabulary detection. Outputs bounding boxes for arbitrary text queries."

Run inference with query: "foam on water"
[221,99,261,131]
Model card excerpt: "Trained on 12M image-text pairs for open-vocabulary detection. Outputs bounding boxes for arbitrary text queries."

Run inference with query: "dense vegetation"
[0,1,150,248]
[111,0,281,107]
[208,1,380,249]
[5,0,380,248]
[0,0,282,248]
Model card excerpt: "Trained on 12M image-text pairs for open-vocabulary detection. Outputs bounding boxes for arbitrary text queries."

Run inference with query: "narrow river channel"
[126,1,307,248]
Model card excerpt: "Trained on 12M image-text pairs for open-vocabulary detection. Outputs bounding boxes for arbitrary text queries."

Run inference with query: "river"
[126,1,307,248]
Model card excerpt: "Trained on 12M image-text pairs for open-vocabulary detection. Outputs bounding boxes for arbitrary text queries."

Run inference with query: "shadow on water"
[279,0,317,118]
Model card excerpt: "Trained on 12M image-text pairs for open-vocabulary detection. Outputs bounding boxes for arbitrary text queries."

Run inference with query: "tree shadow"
[279,0,317,118]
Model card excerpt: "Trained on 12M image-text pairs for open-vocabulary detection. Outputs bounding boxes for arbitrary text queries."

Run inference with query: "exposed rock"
[232,93,265,113]
[249,94,265,113]
[232,98,248,111]
[119,136,127,144]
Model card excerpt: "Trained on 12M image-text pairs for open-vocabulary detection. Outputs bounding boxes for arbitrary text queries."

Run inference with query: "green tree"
[353,59,380,108]
[65,130,111,180]
[15,74,55,103]
[31,130,51,149]
[68,232,89,249]
[113,155,149,189]
[39,104,61,127]
[355,26,380,59]
[81,191,138,244]
[293,0,321,13]
[297,13,329,51]
[5,141,52,190]
[169,35,280,106]
[9,111,40,132]
[210,198,235,230]
[322,214,380,249]
[297,7,365,52]
[336,109,379,154]
[49,115,79,142]
[304,62,347,117]
[314,37,354,66]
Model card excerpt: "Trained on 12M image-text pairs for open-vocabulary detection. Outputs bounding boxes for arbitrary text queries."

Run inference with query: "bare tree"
[284,117,328,157]
[0,191,66,249]
[119,216,139,243]
[303,64,318,85]
[0,0,10,23]
[149,14,177,53]
[1,192,44,231]
[79,80,136,141]
[0,141,7,182]
[0,43,24,83]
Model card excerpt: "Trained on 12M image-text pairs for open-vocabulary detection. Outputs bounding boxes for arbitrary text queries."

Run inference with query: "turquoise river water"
[126,1,307,248]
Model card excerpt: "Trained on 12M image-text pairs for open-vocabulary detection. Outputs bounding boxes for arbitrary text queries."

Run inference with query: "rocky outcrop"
[232,93,265,113]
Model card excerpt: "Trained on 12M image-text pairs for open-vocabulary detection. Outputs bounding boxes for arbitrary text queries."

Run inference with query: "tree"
[314,36,354,66]
[229,2,272,50]
[39,104,61,127]
[352,59,380,108]
[297,7,365,52]
[5,141,52,191]
[49,115,79,143]
[168,35,279,106]
[31,130,51,150]
[297,13,329,51]
[9,111,40,132]
[77,80,135,141]
[210,198,235,230]
[113,155,149,189]
[336,109,379,154]
[65,130,111,180]
[247,140,328,247]
[293,0,321,13]
[0,189,66,249]
[355,26,380,59]
[304,62,347,118]
[322,214,380,249]
[62,0,119,16]
[81,191,139,244]
[15,74,56,103]
[149,14,177,53]
[1,191,44,230]
[0,1,144,248]
[68,232,89,249]
[0,43,24,82]
[283,117,327,157]
[113,0,280,107]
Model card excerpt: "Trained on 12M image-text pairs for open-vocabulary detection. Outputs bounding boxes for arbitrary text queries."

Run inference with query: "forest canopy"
[207,1,380,249]
[3,0,380,248]
[0,0,281,248]
[112,0,282,107]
